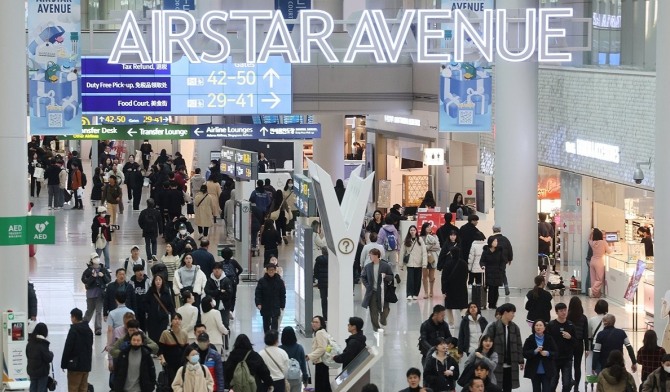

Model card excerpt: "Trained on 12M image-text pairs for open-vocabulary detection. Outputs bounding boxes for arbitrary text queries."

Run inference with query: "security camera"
[634,158,652,185]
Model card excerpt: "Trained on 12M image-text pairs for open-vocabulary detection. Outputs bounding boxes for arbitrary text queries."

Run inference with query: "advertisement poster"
[623,260,646,302]
[416,211,445,233]
[439,0,494,133]
[27,0,81,136]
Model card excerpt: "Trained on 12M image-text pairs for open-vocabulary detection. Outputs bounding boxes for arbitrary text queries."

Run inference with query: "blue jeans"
[96,243,111,268]
[47,185,59,207]
[531,373,552,392]
[29,375,48,392]
[551,358,573,392]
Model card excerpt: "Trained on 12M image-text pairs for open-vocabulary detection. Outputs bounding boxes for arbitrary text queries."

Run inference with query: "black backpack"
[222,261,239,285]
[81,172,87,188]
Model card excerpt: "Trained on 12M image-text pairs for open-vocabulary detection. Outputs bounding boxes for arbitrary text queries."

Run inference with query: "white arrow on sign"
[261,92,281,110]
[260,127,269,137]
[127,128,136,137]
[262,68,280,89]
[193,127,202,137]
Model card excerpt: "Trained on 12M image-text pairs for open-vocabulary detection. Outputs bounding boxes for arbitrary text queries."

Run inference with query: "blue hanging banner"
[27,0,82,136]
[275,0,311,31]
[163,0,196,11]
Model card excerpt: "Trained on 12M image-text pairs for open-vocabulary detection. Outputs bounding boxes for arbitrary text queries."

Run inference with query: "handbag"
[95,229,107,250]
[384,281,399,303]
[427,253,436,264]
[47,363,57,391]
[269,208,280,221]
[403,240,416,264]
[34,167,45,181]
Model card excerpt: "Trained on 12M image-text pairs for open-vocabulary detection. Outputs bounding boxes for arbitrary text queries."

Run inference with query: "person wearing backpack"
[124,245,151,282]
[280,327,309,392]
[260,330,290,392]
[376,216,400,274]
[172,346,214,392]
[224,334,273,392]
[138,198,163,260]
[220,247,243,315]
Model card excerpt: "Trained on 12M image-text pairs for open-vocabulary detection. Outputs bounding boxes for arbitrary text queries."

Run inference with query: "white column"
[293,141,304,174]
[494,0,538,289]
[653,0,670,337]
[312,115,345,181]
[0,0,29,377]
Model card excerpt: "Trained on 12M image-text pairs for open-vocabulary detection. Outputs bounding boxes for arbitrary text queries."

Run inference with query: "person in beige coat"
[194,185,216,239]
[400,225,428,300]
[205,176,222,221]
[172,346,215,392]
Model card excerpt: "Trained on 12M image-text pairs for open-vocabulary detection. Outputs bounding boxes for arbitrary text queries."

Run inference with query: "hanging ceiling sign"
[109,8,576,65]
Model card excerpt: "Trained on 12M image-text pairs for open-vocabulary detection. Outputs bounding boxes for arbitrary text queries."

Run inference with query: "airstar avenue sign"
[110,8,576,65]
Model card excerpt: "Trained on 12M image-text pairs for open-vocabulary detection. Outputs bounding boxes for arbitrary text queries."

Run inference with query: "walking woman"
[172,346,215,392]
[145,274,175,343]
[282,178,298,235]
[587,299,609,374]
[261,219,282,265]
[401,225,427,300]
[26,323,54,392]
[224,334,273,391]
[567,296,589,390]
[200,295,229,354]
[523,320,558,392]
[423,337,460,392]
[463,334,499,384]
[91,206,112,268]
[525,275,553,326]
[588,228,611,298]
[280,326,309,392]
[91,167,104,207]
[158,313,189,385]
[270,189,290,244]
[365,210,384,236]
[637,330,667,386]
[194,184,216,239]
[306,316,332,392]
[458,302,489,356]
[479,237,506,310]
[420,222,440,298]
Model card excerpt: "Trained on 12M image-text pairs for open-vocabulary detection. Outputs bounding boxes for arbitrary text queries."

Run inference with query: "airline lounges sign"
[109,8,575,65]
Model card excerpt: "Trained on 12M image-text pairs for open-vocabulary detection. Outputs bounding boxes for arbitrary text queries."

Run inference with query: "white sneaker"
[407,296,413,300]
[413,296,419,300]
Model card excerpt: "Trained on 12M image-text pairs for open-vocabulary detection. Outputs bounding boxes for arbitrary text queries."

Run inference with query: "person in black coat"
[419,305,452,358]
[113,332,156,392]
[139,141,153,170]
[479,237,506,310]
[137,198,163,259]
[260,219,282,264]
[61,308,93,390]
[458,215,484,261]
[191,240,216,278]
[26,322,54,392]
[224,334,273,391]
[28,281,38,321]
[164,181,185,221]
[122,155,143,210]
[436,213,460,247]
[313,247,329,320]
[523,320,558,392]
[525,275,553,325]
[255,264,286,333]
[458,303,489,355]
[441,245,469,319]
[204,262,235,327]
[145,275,175,343]
[104,270,136,317]
[90,167,104,205]
[333,317,367,369]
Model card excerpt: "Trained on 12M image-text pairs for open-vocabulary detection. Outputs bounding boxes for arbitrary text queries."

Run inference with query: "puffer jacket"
[596,367,636,392]
[468,240,486,273]
[400,237,427,268]
[642,367,670,392]
[26,336,53,378]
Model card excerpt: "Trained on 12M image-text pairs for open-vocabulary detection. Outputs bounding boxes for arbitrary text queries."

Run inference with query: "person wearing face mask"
[641,354,670,391]
[187,332,225,392]
[113,332,156,392]
[91,206,112,268]
[123,155,143,211]
[81,253,111,336]
[172,347,215,392]
[172,223,197,256]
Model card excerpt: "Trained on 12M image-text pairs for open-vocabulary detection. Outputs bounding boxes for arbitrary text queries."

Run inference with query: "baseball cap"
[131,245,140,251]
[196,332,210,342]
[90,253,100,262]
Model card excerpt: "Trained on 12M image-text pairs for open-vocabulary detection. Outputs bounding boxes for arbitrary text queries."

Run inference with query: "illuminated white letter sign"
[108,9,575,64]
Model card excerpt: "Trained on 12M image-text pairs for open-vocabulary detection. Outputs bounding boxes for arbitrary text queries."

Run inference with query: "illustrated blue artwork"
[27,0,82,135]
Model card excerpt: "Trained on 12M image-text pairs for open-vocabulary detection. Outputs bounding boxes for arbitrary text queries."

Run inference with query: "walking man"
[490,225,514,295]
[361,248,393,332]
[548,302,576,392]
[61,308,93,392]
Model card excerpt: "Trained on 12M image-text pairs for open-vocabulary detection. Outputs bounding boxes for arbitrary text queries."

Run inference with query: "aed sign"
[0,216,56,246]
[109,8,575,65]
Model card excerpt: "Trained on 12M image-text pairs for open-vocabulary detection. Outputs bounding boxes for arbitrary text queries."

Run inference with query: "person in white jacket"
[400,225,428,300]
[176,291,199,343]
[468,237,487,285]
[259,330,290,391]
[174,254,207,309]
[200,295,229,354]
[223,189,237,244]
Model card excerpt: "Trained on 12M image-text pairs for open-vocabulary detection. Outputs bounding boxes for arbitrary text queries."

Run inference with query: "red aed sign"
[416,211,445,233]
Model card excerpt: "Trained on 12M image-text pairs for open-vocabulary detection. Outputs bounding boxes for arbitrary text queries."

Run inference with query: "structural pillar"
[494,0,539,290]
[312,115,345,181]
[293,141,304,174]
[653,0,670,338]
[0,0,29,378]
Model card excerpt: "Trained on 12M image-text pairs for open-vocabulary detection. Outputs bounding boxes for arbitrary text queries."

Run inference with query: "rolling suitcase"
[471,273,487,309]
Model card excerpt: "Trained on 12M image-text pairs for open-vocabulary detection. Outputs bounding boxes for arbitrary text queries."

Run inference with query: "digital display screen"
[219,147,257,182]
[82,56,292,115]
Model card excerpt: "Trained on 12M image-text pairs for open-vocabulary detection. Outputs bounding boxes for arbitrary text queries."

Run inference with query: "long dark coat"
[480,247,506,287]
[441,257,469,310]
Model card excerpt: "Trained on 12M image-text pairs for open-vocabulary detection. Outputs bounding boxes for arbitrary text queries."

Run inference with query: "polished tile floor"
[28,178,647,391]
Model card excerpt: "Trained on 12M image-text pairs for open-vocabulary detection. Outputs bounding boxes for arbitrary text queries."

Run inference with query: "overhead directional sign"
[63,123,321,140]
[192,123,321,140]
[81,56,292,115]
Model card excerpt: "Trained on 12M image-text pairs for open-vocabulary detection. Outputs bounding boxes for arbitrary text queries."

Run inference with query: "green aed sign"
[0,216,56,246]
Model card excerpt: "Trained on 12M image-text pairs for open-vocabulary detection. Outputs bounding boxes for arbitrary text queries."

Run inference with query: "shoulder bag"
[196,194,209,207]
[153,293,171,316]
[588,320,603,350]
[267,349,291,391]
[403,240,416,264]
[95,228,107,250]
